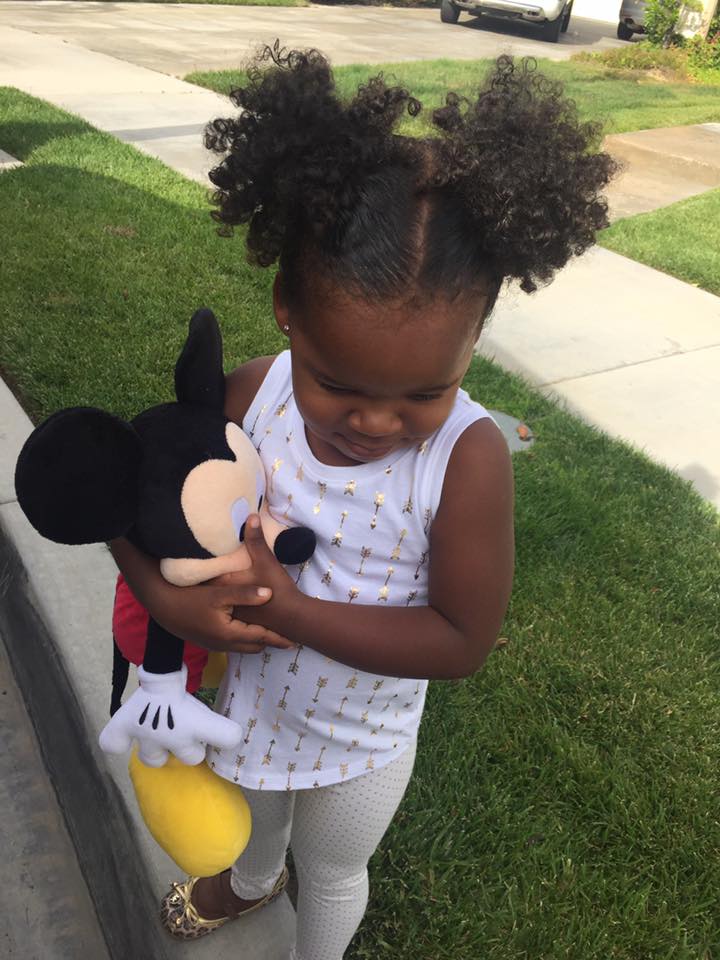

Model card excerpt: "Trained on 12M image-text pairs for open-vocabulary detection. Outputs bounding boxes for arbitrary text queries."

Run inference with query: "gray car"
[617,0,646,38]
[440,0,573,42]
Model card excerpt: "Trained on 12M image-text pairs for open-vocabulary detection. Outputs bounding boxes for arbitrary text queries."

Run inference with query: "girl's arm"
[109,356,297,654]
[233,418,514,679]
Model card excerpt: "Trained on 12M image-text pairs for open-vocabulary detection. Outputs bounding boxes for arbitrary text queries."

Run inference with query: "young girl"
[111,45,615,958]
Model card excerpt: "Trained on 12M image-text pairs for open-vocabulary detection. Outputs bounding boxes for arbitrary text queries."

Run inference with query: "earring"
[283,324,290,333]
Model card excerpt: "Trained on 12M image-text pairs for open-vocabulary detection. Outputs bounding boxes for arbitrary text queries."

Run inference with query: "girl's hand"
[216,515,303,628]
[111,533,296,655]
[153,576,295,655]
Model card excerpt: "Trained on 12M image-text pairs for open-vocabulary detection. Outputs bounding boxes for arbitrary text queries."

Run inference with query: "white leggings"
[230,743,416,960]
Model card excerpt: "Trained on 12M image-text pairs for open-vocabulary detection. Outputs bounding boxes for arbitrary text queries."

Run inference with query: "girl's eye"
[319,382,353,394]
[411,394,441,403]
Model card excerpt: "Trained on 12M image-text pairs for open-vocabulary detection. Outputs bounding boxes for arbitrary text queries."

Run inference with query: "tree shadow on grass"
[0,157,280,423]
[0,120,92,160]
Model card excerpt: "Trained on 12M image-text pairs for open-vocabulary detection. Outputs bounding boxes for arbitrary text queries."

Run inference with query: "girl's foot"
[160,866,289,940]
[192,869,262,919]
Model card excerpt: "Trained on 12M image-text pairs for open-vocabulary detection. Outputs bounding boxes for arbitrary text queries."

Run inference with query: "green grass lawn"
[599,187,720,297]
[2,89,720,960]
[186,57,720,137]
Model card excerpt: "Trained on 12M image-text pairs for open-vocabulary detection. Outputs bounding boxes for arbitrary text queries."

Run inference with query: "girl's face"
[274,276,490,467]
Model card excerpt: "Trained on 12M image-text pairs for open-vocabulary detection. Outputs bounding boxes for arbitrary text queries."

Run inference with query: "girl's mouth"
[340,435,397,459]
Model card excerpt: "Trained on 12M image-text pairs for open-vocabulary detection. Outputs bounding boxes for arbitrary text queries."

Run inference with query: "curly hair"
[205,43,617,307]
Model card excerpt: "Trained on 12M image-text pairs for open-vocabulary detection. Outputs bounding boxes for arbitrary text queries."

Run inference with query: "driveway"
[0,0,624,76]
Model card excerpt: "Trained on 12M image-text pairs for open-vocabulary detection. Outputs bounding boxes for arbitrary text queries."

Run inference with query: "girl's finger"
[213,569,257,588]
[226,620,295,650]
[214,583,273,604]
[230,641,266,655]
[243,514,275,563]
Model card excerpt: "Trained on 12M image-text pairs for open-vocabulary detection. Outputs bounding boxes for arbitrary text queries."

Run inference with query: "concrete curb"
[0,521,165,960]
[0,382,296,959]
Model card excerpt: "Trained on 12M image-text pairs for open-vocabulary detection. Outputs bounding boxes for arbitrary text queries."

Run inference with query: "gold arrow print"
[288,644,304,675]
[270,458,283,493]
[390,529,408,561]
[313,481,327,515]
[357,547,372,576]
[262,738,276,766]
[370,493,385,530]
[331,510,350,547]
[312,677,328,703]
[367,680,384,705]
[260,651,272,678]
[247,403,268,440]
[244,717,257,744]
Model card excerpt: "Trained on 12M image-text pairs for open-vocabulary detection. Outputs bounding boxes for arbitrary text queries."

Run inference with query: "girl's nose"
[347,406,402,438]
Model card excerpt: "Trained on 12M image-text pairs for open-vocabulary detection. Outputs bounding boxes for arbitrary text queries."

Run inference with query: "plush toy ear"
[174,308,225,410]
[15,407,143,545]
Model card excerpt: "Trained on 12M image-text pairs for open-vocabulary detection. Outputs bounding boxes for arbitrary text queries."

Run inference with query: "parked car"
[617,0,646,39]
[440,0,573,43]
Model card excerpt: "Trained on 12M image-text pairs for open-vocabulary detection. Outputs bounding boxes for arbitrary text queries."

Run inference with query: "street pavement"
[0,0,625,76]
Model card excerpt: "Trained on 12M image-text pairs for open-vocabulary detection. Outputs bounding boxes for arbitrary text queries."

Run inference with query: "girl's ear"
[15,408,143,545]
[273,273,291,338]
[174,307,225,410]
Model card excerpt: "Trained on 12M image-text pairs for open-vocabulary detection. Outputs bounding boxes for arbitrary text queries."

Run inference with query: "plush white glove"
[98,665,242,767]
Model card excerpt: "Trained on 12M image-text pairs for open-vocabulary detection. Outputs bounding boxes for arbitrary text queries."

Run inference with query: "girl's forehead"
[295,292,479,391]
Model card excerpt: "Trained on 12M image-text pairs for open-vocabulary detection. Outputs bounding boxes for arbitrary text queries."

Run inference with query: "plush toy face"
[181,422,265,558]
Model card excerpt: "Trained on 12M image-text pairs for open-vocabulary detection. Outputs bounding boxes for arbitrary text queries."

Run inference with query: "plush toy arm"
[99,664,242,767]
[260,505,317,566]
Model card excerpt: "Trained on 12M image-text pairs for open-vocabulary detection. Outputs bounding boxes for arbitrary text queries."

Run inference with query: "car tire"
[440,0,461,22]
[541,13,563,41]
[561,1,573,31]
[617,20,634,39]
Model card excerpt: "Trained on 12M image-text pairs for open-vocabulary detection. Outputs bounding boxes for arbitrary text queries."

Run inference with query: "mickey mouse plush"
[15,308,316,872]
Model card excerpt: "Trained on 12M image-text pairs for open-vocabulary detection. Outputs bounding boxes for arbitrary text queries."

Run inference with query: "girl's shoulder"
[224,354,278,425]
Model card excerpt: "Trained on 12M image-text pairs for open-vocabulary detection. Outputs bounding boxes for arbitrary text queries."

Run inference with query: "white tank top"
[210,352,491,790]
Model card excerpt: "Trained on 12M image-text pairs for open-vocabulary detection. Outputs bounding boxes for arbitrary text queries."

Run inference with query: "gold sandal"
[160,865,289,940]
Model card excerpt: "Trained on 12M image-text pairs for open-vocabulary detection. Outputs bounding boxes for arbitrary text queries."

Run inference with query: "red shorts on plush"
[112,575,207,693]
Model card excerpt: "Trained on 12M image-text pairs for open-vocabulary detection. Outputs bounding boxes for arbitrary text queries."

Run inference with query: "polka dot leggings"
[230,743,417,960]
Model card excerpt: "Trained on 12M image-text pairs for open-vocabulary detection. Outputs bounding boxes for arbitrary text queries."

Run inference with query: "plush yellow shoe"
[129,751,252,877]
[160,866,289,940]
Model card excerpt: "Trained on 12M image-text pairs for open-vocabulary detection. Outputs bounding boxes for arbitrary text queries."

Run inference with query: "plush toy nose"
[238,522,247,543]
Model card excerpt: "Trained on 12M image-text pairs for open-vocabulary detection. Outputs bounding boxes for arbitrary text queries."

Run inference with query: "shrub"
[644,0,702,46]
[687,32,720,70]
[572,43,691,79]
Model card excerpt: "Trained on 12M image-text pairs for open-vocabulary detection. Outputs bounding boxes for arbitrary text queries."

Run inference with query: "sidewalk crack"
[542,340,720,387]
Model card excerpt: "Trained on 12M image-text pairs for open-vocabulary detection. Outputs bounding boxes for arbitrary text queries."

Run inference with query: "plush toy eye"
[258,494,264,510]
[231,498,250,542]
